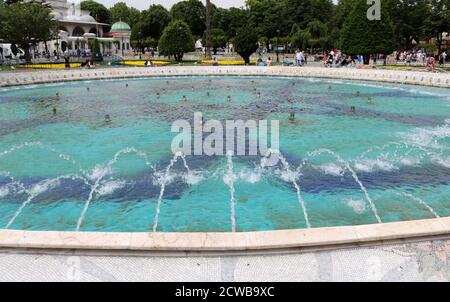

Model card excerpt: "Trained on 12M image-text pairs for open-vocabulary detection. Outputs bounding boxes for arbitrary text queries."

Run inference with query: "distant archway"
[72,26,85,37]
[59,26,69,33]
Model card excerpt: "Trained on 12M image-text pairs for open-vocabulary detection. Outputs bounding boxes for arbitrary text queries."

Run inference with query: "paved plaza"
[0,238,448,282]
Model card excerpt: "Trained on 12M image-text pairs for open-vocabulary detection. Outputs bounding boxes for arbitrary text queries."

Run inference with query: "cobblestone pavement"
[0,239,448,282]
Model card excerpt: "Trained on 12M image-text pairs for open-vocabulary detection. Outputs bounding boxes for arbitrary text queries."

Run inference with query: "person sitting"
[80,59,89,68]
[257,57,264,67]
[88,59,96,69]
[211,57,219,66]
[426,56,436,72]
[145,60,153,67]
[266,57,272,66]
[282,56,293,66]
[81,58,95,69]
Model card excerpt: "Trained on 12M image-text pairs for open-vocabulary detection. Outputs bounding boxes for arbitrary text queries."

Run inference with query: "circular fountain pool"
[0,75,449,233]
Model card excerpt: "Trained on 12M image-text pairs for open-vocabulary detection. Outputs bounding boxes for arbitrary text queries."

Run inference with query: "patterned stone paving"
[0,239,448,282]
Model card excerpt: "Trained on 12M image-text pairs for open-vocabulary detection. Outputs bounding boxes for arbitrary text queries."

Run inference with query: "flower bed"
[18,63,82,69]
[120,60,172,66]
[201,60,256,65]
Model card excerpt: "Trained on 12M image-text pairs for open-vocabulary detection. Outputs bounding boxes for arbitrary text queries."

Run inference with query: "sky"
[95,0,247,10]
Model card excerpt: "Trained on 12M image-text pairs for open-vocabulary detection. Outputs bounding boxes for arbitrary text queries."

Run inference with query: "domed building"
[104,21,133,56]
[34,1,117,58]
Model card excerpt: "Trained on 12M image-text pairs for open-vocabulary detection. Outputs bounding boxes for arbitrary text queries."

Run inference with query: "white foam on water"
[354,159,397,173]
[344,198,367,214]
[223,169,238,188]
[183,171,205,185]
[399,157,421,166]
[28,178,60,196]
[308,148,382,224]
[77,147,149,231]
[5,176,72,229]
[315,163,345,176]
[402,124,450,149]
[97,179,127,196]
[237,168,262,184]
[400,87,450,99]
[153,171,178,186]
[0,186,9,198]
[433,155,450,168]
[335,80,450,99]
[87,164,112,182]
[275,168,298,182]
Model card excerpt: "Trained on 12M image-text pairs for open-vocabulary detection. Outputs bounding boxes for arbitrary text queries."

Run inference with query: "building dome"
[111,21,131,32]
[63,13,97,23]
[80,15,97,23]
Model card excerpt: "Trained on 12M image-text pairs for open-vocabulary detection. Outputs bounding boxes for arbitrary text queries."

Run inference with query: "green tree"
[390,0,430,49]
[234,24,259,64]
[246,0,291,38]
[212,7,250,40]
[340,0,396,64]
[80,0,111,25]
[290,24,311,49]
[423,0,450,54]
[290,20,328,50]
[158,20,195,62]
[0,0,58,62]
[203,28,227,54]
[336,0,356,28]
[170,0,206,37]
[110,2,140,28]
[286,0,334,28]
[140,4,172,40]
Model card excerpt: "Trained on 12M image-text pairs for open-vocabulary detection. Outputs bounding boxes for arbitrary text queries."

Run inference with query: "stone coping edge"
[0,66,449,88]
[0,217,449,252]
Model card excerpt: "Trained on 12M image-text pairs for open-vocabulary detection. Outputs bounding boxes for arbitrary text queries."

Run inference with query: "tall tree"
[246,0,291,38]
[110,2,140,28]
[390,0,430,49]
[158,20,195,61]
[340,0,396,64]
[0,0,58,62]
[80,0,111,25]
[423,0,450,54]
[170,0,206,37]
[286,0,334,29]
[140,4,172,40]
[234,24,259,64]
[203,28,227,54]
[205,0,212,56]
[290,23,312,49]
[212,7,250,40]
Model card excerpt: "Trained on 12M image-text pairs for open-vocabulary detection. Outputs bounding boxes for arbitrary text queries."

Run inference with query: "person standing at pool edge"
[64,52,70,69]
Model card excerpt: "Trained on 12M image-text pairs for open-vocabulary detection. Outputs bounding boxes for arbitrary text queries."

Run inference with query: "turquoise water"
[0,76,449,232]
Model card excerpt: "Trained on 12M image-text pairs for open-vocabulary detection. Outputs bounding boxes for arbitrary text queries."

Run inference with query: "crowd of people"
[255,47,448,71]
[395,50,447,66]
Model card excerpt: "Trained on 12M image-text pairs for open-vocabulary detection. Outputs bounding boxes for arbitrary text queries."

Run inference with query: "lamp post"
[276,29,280,63]
[205,0,212,59]
[138,31,142,59]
